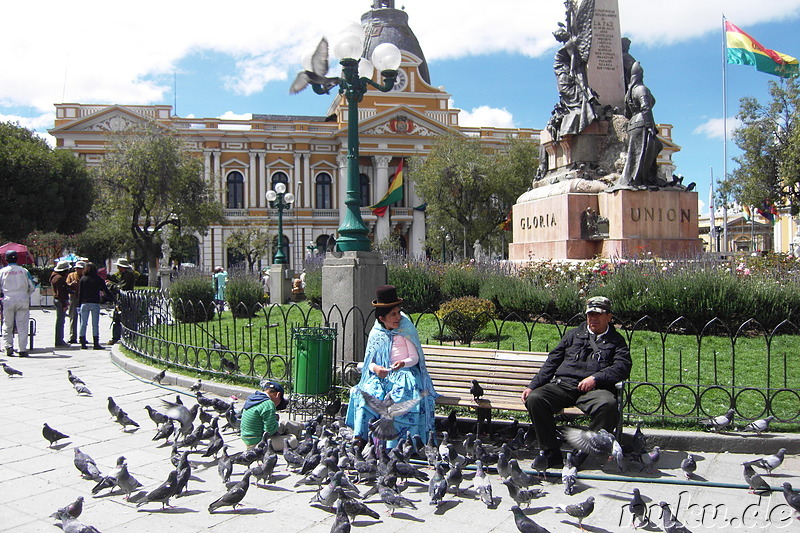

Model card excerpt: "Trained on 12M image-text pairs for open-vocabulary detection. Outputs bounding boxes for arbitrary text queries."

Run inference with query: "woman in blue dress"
[346,285,438,448]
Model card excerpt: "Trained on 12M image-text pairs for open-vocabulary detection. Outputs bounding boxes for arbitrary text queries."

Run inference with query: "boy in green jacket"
[241,380,294,450]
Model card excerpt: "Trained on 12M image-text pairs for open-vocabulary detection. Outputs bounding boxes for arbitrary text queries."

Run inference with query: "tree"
[409,133,536,260]
[75,216,131,266]
[96,128,225,285]
[25,232,77,266]
[729,78,800,214]
[0,122,94,241]
[225,227,272,272]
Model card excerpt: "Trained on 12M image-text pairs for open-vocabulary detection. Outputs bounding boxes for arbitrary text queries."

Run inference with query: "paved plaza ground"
[1,308,800,532]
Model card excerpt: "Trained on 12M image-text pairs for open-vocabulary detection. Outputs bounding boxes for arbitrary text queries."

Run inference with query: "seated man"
[240,380,301,451]
[522,296,631,468]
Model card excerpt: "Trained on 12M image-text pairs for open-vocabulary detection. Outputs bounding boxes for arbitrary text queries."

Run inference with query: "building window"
[360,173,370,207]
[316,173,332,209]
[227,171,244,208]
[269,171,289,207]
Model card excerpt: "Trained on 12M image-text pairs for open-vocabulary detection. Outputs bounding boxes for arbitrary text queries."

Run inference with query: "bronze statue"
[548,0,599,139]
[619,62,665,189]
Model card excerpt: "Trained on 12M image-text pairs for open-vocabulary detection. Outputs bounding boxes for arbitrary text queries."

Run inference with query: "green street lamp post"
[310,30,402,252]
[266,182,294,264]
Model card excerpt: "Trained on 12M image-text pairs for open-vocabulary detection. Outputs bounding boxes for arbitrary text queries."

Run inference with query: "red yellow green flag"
[725,21,798,78]
[369,159,404,217]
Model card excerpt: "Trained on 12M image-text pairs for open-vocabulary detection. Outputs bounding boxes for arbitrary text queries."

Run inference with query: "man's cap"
[585,296,612,314]
[54,260,71,272]
[5,250,17,262]
[114,258,132,269]
[259,379,288,411]
[74,261,86,269]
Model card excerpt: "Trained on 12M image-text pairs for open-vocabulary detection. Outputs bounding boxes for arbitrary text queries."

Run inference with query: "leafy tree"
[410,133,536,260]
[225,227,272,272]
[75,216,131,266]
[0,122,94,241]
[25,232,77,266]
[729,78,800,214]
[95,127,225,285]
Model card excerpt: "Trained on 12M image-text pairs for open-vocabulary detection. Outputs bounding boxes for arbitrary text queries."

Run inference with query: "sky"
[3,0,800,218]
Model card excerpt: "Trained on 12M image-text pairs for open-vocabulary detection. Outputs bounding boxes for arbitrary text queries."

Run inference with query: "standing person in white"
[0,250,36,357]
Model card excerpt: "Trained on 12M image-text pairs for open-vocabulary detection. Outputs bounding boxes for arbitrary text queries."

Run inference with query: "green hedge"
[169,273,215,323]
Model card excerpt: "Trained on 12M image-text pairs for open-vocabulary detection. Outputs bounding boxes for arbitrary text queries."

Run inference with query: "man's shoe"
[6,348,15,357]
[55,342,70,347]
[67,338,77,344]
[545,448,563,468]
[571,450,589,470]
[17,351,29,358]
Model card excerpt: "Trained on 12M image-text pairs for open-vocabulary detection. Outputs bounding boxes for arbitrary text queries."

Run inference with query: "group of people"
[0,254,138,356]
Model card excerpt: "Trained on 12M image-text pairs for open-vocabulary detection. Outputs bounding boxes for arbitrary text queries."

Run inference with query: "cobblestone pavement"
[1,308,799,532]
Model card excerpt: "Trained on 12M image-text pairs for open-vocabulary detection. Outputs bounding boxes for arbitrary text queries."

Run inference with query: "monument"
[509,0,700,260]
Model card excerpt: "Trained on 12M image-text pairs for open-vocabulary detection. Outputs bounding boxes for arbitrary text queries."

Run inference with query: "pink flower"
[600,270,608,276]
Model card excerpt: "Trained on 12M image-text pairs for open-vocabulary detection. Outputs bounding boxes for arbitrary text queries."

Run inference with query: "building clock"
[391,68,408,92]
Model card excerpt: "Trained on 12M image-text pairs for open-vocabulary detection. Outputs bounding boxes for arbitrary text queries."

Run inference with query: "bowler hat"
[372,285,404,308]
[259,379,289,411]
[54,260,71,272]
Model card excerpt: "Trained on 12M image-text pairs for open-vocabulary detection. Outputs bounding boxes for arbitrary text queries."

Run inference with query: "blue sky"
[3,0,800,218]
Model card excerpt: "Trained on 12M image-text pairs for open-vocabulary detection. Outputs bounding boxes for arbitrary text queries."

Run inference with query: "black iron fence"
[118,291,800,426]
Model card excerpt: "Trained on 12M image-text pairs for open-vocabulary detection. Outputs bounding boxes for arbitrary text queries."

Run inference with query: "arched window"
[315,172,332,209]
[226,171,244,208]
[269,171,289,207]
[359,173,370,207]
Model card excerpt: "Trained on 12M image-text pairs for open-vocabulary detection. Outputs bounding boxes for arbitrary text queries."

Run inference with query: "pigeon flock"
[9,354,798,532]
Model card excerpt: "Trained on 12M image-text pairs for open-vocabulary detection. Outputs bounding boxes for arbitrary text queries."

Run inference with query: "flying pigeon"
[782,482,800,518]
[700,408,735,432]
[153,368,166,384]
[680,453,697,479]
[741,416,775,435]
[209,469,253,512]
[2,362,22,377]
[360,389,425,441]
[136,469,179,509]
[629,488,648,528]
[511,505,552,533]
[161,398,198,437]
[658,501,692,533]
[744,448,787,475]
[470,379,484,402]
[289,37,341,95]
[742,462,771,494]
[555,496,595,530]
[563,427,623,471]
[43,423,69,447]
[50,496,84,520]
[73,448,101,480]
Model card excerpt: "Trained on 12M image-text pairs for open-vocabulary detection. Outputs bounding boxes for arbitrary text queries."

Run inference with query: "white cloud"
[458,105,515,129]
[217,111,253,121]
[693,117,743,139]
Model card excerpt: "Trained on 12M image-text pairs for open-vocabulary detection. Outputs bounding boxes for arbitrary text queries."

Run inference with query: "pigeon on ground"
[325,397,342,418]
[562,452,577,496]
[742,462,771,494]
[428,462,448,506]
[359,389,425,442]
[73,382,92,395]
[508,428,527,451]
[137,469,179,509]
[741,415,775,435]
[107,397,122,419]
[144,405,169,426]
[217,446,233,483]
[153,368,166,384]
[53,509,102,533]
[2,362,22,377]
[473,460,494,508]
[444,443,466,469]
[50,496,84,519]
[744,448,787,475]
[556,496,595,530]
[511,505,552,533]
[310,470,343,508]
[189,379,202,392]
[680,453,697,479]
[629,488,648,528]
[67,370,85,386]
[251,454,279,487]
[74,448,101,480]
[330,503,351,533]
[782,482,800,518]
[563,427,623,471]
[502,478,544,508]
[43,423,69,447]
[423,430,438,467]
[219,354,238,374]
[378,476,417,516]
[700,408,735,432]
[115,463,143,500]
[92,456,126,495]
[115,410,140,431]
[625,420,648,461]
[444,462,464,496]
[470,379,484,402]
[532,450,549,479]
[208,470,253,512]
[289,37,341,95]
[337,489,380,521]
[173,460,192,497]
[639,446,661,473]
[658,501,692,533]
[509,458,539,488]
[152,420,176,443]
[440,410,459,439]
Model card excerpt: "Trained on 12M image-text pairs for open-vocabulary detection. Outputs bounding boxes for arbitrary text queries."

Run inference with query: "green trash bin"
[292,327,336,395]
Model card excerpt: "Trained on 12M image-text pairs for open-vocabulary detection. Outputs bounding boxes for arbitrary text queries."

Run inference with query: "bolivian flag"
[370,159,404,217]
[726,21,798,78]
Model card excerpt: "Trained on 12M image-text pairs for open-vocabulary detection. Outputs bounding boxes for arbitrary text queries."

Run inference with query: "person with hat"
[522,296,631,469]
[50,260,72,347]
[66,260,86,344]
[345,285,439,449]
[0,250,37,356]
[240,379,301,451]
[77,262,114,350]
[107,258,137,345]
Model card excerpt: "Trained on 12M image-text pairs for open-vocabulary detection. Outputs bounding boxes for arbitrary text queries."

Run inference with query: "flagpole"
[710,167,716,253]
[722,13,730,253]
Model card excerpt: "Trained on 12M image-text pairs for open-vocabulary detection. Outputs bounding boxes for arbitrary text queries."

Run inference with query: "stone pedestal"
[509,184,701,260]
[322,251,386,364]
[270,264,293,304]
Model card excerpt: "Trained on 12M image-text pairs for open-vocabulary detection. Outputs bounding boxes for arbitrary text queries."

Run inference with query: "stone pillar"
[248,152,257,209]
[373,155,392,243]
[203,151,212,183]
[270,264,294,304]
[260,152,268,207]
[586,0,625,110]
[322,251,386,364]
[293,152,303,206]
[213,150,223,204]
[303,153,311,208]
[408,179,425,256]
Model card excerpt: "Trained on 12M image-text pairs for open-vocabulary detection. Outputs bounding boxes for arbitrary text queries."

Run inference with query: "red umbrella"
[0,242,35,265]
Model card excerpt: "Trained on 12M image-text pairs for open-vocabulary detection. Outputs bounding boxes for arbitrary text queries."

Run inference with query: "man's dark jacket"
[528,321,631,391]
